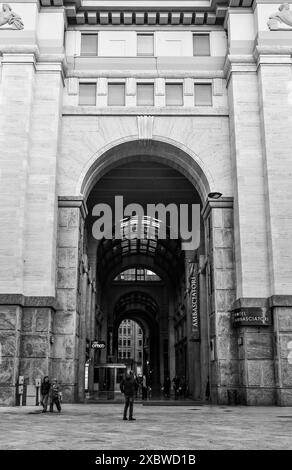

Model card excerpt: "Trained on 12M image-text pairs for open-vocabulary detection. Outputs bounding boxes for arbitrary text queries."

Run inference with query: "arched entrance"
[84,139,208,401]
[55,139,236,405]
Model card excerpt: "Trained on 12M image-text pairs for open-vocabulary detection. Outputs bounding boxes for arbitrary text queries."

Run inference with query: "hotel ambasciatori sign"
[232,308,272,327]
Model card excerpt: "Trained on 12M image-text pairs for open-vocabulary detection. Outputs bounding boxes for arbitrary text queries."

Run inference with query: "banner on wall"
[189,263,200,340]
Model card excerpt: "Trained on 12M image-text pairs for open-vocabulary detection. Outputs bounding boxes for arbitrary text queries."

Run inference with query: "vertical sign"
[189,263,200,340]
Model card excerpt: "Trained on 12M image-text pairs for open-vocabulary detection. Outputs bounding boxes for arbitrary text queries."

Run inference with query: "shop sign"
[91,340,106,349]
[233,308,271,327]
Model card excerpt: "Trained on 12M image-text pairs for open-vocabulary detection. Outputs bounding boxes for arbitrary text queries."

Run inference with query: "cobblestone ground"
[0,404,291,450]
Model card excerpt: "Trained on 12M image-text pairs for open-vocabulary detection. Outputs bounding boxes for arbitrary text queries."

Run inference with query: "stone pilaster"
[0,53,36,294]
[202,198,236,404]
[231,297,276,405]
[225,55,270,300]
[0,295,55,406]
[54,197,87,402]
[270,297,292,406]
[0,299,22,405]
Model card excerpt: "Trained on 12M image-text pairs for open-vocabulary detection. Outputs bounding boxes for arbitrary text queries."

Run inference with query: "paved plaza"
[0,403,291,450]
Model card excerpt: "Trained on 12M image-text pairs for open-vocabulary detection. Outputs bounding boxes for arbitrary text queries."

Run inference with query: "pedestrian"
[120,371,137,420]
[181,376,187,399]
[206,376,211,401]
[172,376,180,400]
[163,376,171,399]
[49,378,62,413]
[40,376,51,413]
[142,374,147,400]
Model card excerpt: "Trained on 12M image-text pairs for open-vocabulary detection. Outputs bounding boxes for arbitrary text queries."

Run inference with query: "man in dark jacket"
[120,371,137,421]
[49,378,61,413]
[40,376,50,413]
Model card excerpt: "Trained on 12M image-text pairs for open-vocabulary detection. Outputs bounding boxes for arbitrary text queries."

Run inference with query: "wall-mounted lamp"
[208,192,222,199]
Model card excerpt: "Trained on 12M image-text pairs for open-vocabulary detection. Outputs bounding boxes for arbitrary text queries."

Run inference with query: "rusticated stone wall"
[202,198,237,405]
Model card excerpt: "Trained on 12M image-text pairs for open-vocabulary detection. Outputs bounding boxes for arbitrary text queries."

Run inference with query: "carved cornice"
[38,1,255,27]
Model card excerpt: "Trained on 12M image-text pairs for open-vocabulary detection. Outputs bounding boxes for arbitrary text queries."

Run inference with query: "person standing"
[173,376,180,400]
[49,378,62,413]
[163,376,171,399]
[40,376,51,413]
[142,374,147,400]
[120,371,137,421]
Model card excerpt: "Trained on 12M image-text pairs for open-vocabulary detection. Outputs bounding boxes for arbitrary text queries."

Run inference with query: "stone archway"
[55,138,235,404]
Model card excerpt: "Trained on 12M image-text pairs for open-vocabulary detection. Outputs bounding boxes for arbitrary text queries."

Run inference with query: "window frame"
[136,82,155,106]
[78,82,97,106]
[193,33,211,57]
[194,83,213,107]
[107,82,126,106]
[137,32,155,57]
[80,33,98,57]
[165,82,184,107]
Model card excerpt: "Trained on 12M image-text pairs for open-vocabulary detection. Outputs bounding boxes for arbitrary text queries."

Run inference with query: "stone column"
[202,198,236,404]
[54,197,87,402]
[0,299,22,405]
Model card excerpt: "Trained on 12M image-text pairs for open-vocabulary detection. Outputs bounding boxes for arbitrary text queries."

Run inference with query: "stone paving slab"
[0,404,292,450]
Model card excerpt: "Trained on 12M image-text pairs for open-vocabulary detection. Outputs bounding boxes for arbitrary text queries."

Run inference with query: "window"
[108,83,125,106]
[194,84,212,106]
[165,84,183,106]
[139,340,142,347]
[137,34,154,56]
[123,339,126,346]
[128,339,131,346]
[127,351,131,358]
[81,34,98,56]
[193,34,210,56]
[79,83,96,106]
[137,84,154,106]
[138,328,142,335]
[118,352,122,358]
[119,339,122,346]
[128,328,131,335]
[123,328,126,335]
[138,351,142,359]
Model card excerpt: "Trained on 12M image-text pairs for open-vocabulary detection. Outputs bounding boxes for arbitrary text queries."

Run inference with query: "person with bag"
[40,376,51,413]
[49,378,62,413]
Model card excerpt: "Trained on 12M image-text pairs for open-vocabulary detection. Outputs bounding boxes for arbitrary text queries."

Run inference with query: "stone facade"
[0,1,292,406]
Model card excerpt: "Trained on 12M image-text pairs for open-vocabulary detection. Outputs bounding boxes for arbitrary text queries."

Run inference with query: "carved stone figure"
[0,3,24,30]
[268,3,292,30]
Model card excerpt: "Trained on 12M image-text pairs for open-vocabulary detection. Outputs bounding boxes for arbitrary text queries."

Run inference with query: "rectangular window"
[128,339,131,346]
[81,34,98,56]
[137,34,154,56]
[193,34,210,56]
[165,84,183,106]
[137,84,154,106]
[127,351,131,358]
[108,83,125,106]
[128,328,131,335]
[194,84,212,106]
[79,83,96,106]
[139,340,142,347]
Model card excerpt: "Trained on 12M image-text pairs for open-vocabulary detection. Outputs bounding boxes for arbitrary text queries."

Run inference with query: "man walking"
[49,378,62,413]
[40,376,51,413]
[120,371,136,421]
